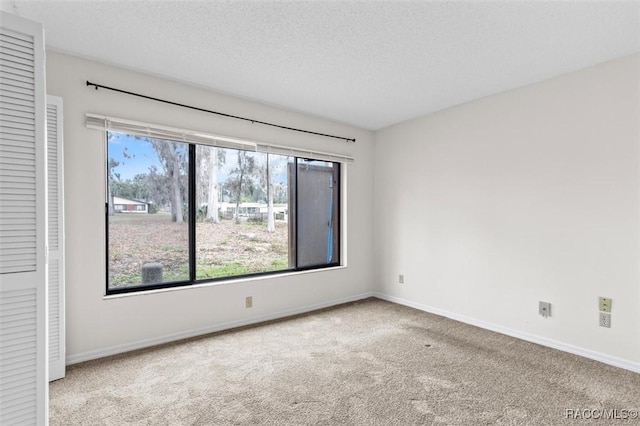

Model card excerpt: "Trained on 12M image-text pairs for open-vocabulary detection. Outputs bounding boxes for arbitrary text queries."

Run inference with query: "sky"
[108,132,289,184]
[108,133,158,180]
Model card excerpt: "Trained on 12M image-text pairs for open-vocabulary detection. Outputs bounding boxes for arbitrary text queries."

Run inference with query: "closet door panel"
[47,95,64,382]
[0,11,47,426]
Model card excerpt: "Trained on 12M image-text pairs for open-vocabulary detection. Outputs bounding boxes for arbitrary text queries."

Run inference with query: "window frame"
[104,133,343,296]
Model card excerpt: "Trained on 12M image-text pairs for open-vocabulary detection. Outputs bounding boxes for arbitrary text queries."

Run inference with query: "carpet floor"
[50,298,640,425]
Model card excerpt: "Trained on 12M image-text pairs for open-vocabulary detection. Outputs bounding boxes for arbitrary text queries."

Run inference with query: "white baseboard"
[373,292,640,374]
[66,292,374,365]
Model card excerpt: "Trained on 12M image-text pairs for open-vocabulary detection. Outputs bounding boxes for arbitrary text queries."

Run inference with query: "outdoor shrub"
[247,215,266,224]
[196,205,207,222]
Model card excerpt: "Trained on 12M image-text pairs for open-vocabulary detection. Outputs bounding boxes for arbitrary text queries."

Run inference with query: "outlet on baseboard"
[245,296,253,308]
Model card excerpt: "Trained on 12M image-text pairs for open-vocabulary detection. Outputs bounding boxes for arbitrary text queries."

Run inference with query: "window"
[106,131,341,294]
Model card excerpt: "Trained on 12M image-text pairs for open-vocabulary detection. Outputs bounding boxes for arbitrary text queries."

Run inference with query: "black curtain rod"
[86,81,356,143]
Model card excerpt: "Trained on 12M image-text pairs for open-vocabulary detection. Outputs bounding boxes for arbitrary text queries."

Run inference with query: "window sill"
[102,265,347,300]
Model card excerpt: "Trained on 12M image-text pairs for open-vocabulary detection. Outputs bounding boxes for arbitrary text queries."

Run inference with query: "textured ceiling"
[2,0,639,130]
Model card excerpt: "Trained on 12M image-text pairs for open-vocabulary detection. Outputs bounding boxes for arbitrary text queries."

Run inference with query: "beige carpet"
[50,298,640,425]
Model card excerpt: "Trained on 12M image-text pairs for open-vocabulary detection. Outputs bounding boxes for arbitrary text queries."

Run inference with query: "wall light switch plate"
[245,296,253,308]
[599,297,611,313]
[539,301,551,318]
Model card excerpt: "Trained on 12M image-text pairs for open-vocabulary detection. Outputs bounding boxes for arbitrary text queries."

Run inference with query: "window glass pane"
[195,147,291,279]
[295,159,340,268]
[106,129,342,294]
[107,132,190,289]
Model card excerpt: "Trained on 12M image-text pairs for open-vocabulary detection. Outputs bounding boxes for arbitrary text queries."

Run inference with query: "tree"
[107,158,119,216]
[228,150,256,223]
[195,146,227,222]
[257,154,288,229]
[147,164,170,208]
[110,173,150,201]
[196,145,209,219]
[106,133,121,216]
[267,155,276,232]
[206,148,226,223]
[130,173,150,200]
[273,182,287,204]
[259,154,275,232]
[146,137,188,223]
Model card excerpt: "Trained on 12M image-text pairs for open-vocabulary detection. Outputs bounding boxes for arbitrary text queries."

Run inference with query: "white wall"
[45,52,375,362]
[374,54,640,370]
[47,48,640,370]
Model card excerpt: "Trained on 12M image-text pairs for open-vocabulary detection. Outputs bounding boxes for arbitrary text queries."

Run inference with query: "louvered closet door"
[0,12,48,426]
[47,95,64,382]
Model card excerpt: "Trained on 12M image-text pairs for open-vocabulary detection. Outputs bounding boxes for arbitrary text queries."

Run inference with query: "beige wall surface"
[374,54,640,367]
[46,51,375,361]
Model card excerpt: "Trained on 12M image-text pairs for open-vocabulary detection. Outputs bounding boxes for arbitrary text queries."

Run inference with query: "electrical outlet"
[398,274,404,284]
[599,312,611,328]
[539,301,551,318]
[599,297,612,313]
[245,296,253,308]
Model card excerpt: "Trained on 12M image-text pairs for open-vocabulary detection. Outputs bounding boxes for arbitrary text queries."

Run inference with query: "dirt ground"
[108,212,289,288]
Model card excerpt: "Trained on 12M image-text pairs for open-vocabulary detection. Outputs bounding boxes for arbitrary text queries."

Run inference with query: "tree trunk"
[206,148,220,223]
[197,146,207,212]
[235,167,243,224]
[108,184,115,216]
[266,154,275,232]
[235,151,246,223]
[170,145,184,223]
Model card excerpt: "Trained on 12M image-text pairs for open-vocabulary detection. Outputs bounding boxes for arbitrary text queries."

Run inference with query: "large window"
[106,132,341,294]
